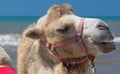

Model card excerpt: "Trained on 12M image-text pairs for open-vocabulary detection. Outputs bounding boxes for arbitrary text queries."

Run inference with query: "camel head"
[23,4,115,59]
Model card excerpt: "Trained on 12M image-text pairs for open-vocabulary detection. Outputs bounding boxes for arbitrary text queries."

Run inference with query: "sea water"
[0,16,120,73]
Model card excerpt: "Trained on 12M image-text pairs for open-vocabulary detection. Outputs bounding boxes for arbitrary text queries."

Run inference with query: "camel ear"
[23,24,41,40]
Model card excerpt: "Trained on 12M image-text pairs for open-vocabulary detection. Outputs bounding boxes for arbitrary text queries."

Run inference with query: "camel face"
[24,4,115,58]
[44,15,115,56]
[24,15,115,58]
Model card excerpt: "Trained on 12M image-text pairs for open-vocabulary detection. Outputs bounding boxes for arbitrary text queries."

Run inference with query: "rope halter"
[40,18,97,74]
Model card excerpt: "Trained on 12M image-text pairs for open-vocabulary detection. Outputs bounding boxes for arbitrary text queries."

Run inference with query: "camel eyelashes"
[56,26,70,33]
[97,25,109,30]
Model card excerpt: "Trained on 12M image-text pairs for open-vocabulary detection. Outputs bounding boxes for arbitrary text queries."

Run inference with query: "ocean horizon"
[1,16,120,21]
[0,16,120,74]
[0,16,120,34]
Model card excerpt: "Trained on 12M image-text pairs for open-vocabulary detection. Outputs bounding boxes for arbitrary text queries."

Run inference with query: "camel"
[18,4,115,74]
[0,47,16,74]
[0,47,13,67]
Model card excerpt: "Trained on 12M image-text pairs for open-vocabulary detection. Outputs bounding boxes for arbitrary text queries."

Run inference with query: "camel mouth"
[97,42,114,45]
[93,40,116,53]
[93,40,115,45]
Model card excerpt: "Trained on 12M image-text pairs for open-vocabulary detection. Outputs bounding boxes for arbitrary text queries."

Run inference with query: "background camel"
[18,4,115,74]
[0,47,13,67]
[0,47,16,74]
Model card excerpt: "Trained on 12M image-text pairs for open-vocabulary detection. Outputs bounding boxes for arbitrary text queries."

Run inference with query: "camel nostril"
[97,25,109,30]
[56,26,70,33]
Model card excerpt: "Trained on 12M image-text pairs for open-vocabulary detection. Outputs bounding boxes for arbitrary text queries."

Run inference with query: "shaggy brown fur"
[18,37,91,74]
[18,36,91,74]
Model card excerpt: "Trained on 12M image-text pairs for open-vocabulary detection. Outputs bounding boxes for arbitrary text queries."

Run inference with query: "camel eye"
[56,26,70,34]
[97,25,109,30]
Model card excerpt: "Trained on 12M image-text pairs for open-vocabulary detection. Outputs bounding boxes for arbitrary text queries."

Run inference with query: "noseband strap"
[40,18,95,64]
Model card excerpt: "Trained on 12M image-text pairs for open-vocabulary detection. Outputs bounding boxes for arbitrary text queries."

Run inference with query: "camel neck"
[53,61,90,74]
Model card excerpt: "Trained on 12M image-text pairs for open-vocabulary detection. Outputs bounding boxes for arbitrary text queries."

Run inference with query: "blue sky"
[0,0,120,16]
